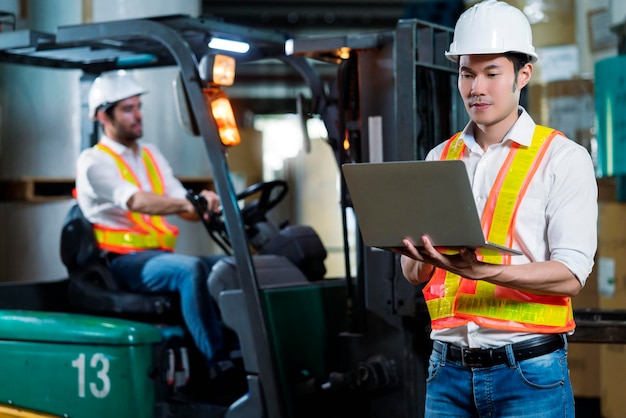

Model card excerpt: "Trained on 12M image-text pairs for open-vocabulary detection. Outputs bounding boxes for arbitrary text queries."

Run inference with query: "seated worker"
[75,70,225,366]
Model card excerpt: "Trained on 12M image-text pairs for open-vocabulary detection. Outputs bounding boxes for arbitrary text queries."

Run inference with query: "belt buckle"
[460,347,487,368]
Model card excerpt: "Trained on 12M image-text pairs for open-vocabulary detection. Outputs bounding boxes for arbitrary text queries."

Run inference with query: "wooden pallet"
[0,177,215,202]
[179,177,215,193]
[0,177,75,202]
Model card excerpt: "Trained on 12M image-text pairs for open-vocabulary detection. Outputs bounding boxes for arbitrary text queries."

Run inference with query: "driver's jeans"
[108,249,225,363]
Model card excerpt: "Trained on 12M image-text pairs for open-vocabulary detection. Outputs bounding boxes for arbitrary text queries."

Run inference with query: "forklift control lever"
[322,355,399,394]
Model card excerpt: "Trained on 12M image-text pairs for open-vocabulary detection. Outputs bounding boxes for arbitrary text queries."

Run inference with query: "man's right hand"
[199,190,221,214]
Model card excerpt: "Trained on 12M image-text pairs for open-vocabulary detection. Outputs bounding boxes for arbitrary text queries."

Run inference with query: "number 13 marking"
[71,353,111,398]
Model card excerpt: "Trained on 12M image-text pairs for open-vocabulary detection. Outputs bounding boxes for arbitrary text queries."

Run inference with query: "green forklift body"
[0,310,161,418]
[263,280,347,418]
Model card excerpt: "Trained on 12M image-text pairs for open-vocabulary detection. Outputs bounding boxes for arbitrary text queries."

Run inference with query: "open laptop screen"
[342,160,522,256]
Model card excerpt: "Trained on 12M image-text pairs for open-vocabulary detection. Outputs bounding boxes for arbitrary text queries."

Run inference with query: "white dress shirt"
[75,135,187,228]
[424,107,598,348]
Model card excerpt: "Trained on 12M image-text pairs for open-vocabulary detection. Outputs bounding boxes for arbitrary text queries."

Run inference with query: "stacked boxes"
[596,202,626,418]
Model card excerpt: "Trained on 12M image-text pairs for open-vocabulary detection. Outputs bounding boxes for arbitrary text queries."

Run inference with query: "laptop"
[341,160,523,256]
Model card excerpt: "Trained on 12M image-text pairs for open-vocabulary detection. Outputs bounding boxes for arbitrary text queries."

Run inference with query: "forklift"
[3,9,615,418]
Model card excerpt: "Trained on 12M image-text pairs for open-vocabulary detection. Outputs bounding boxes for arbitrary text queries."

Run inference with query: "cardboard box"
[526,78,594,150]
[597,177,617,202]
[600,344,626,418]
[596,202,626,416]
[535,44,580,84]
[569,261,600,398]
[226,127,264,188]
[547,79,594,145]
[597,202,626,306]
[569,343,601,398]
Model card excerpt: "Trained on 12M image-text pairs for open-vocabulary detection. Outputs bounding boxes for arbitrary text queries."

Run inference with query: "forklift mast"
[288,18,468,417]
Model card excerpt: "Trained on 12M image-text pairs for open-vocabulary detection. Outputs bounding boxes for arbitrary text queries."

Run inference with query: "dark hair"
[504,52,531,92]
[104,103,117,120]
[503,52,531,75]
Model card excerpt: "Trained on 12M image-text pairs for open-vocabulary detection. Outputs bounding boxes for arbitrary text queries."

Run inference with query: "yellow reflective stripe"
[95,143,140,185]
[120,212,177,250]
[94,227,175,251]
[96,143,163,194]
[425,270,461,320]
[425,272,571,326]
[481,254,503,265]
[444,271,461,297]
[161,233,177,249]
[149,212,178,233]
[130,212,164,237]
[473,280,493,296]
[94,228,161,249]
[139,148,179,240]
[481,126,554,265]
[487,125,553,247]
[442,133,464,160]
[426,298,452,321]
[142,147,164,195]
[455,292,569,327]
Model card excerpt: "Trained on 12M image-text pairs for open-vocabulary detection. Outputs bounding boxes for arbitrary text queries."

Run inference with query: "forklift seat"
[256,224,328,282]
[60,203,179,319]
[208,254,312,302]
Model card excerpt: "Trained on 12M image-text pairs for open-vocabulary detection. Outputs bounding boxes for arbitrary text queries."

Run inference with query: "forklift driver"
[396,0,597,416]
[75,70,227,370]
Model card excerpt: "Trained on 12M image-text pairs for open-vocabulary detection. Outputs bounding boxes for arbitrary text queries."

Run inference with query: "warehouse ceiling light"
[208,37,250,54]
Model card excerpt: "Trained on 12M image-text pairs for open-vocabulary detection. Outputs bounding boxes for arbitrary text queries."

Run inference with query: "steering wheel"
[237,180,288,225]
[186,180,288,254]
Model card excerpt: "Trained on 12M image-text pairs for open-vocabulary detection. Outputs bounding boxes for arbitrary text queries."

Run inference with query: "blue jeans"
[108,250,224,362]
[425,340,574,417]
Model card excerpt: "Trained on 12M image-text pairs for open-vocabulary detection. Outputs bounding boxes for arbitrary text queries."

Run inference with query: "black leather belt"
[433,334,565,368]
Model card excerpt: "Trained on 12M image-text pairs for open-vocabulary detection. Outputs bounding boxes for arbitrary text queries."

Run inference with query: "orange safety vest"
[92,143,179,254]
[422,126,575,333]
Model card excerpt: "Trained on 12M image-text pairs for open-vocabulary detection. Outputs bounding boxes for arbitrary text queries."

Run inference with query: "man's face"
[457,54,531,129]
[105,95,143,143]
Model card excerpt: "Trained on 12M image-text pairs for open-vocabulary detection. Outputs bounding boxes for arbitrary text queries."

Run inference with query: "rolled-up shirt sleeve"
[82,153,139,210]
[546,144,598,287]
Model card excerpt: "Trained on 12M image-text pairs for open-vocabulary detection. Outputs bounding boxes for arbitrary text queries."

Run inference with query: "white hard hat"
[88,70,146,118]
[445,0,538,63]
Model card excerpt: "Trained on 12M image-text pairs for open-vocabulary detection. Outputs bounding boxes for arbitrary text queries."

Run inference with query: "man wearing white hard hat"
[397,1,597,415]
[76,70,227,370]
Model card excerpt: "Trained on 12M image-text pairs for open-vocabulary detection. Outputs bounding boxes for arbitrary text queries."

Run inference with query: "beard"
[113,121,143,143]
